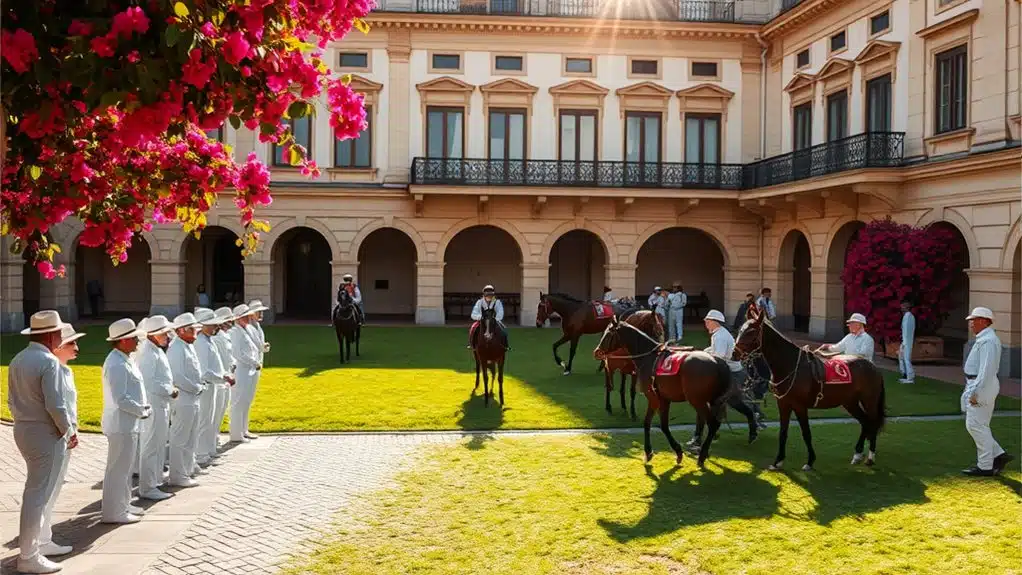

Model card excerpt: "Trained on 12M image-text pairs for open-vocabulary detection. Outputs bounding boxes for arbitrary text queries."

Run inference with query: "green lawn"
[285,419,1022,575]
[1,326,1017,432]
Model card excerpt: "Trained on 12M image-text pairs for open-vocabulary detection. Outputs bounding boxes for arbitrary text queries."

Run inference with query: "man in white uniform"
[100,318,151,524]
[647,286,661,311]
[166,313,205,487]
[211,307,236,454]
[229,304,262,443]
[135,316,177,501]
[244,302,268,439]
[819,313,875,363]
[8,311,78,574]
[899,300,916,384]
[468,285,509,351]
[960,307,1013,476]
[667,282,688,343]
[194,309,232,465]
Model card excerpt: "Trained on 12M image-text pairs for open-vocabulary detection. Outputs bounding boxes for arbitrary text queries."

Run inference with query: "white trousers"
[14,423,68,561]
[965,400,1004,470]
[102,432,138,521]
[195,385,217,463]
[40,444,70,547]
[229,368,258,441]
[899,341,915,380]
[669,309,684,342]
[168,401,199,483]
[138,401,171,494]
[210,384,230,453]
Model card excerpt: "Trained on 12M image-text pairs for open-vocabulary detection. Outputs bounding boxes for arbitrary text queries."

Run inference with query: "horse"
[601,310,664,419]
[594,314,733,468]
[537,292,642,376]
[332,289,361,364]
[471,307,506,407]
[733,304,887,471]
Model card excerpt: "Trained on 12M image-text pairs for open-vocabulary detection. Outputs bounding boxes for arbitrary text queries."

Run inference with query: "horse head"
[733,302,766,360]
[480,307,498,341]
[536,291,552,327]
[338,289,354,309]
[593,315,622,361]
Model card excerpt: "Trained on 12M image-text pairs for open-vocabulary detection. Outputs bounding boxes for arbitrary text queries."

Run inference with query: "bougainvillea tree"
[842,217,964,340]
[1,0,373,278]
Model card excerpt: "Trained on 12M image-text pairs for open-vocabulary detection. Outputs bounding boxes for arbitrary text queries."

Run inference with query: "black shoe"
[993,453,1015,474]
[961,466,995,477]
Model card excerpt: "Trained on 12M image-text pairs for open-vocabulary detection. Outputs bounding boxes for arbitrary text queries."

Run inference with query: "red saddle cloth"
[824,357,855,385]
[593,302,614,320]
[655,351,690,376]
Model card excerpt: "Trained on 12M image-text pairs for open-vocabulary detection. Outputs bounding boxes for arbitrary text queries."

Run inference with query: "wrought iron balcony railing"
[411,0,738,22]
[411,132,905,190]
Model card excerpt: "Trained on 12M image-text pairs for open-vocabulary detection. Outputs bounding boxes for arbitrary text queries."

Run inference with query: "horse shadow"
[777,466,930,526]
[456,389,506,438]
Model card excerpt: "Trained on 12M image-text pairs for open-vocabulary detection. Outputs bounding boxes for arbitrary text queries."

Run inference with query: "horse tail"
[874,371,887,431]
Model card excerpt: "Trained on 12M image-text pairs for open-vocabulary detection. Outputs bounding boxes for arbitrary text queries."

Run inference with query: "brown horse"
[594,313,732,467]
[538,292,643,376]
[733,304,886,471]
[471,307,506,406]
[333,289,361,363]
[602,310,664,419]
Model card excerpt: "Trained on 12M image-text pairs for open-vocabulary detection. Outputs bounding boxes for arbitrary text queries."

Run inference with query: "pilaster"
[150,260,186,318]
[385,30,412,184]
[416,261,445,325]
[520,262,550,327]
[723,266,759,325]
[0,257,25,332]
[243,260,273,322]
[810,267,843,340]
[605,263,636,300]
[766,267,790,329]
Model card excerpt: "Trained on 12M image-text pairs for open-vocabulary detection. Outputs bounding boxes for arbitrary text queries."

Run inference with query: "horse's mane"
[546,292,585,304]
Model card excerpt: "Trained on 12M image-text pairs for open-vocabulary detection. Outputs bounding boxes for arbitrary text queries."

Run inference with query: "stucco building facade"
[2,0,1020,375]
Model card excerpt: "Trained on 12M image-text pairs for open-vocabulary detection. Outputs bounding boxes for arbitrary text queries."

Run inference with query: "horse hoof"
[643,452,653,463]
[851,453,865,465]
[801,464,813,472]
[865,458,875,467]
[697,460,706,470]
[768,462,783,471]
[676,453,684,465]
[562,370,571,376]
[748,433,758,445]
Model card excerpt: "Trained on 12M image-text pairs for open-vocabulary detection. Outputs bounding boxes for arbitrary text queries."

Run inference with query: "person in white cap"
[229,304,262,442]
[100,317,151,524]
[210,307,237,455]
[166,313,206,487]
[194,308,233,466]
[8,311,77,573]
[336,274,364,325]
[819,313,875,363]
[960,307,1013,476]
[468,285,509,351]
[135,315,178,501]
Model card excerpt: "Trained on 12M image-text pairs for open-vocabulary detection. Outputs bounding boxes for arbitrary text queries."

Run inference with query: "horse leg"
[844,401,870,465]
[629,375,638,420]
[552,334,570,369]
[770,402,793,470]
[658,401,684,465]
[497,359,505,406]
[335,325,345,364]
[474,354,481,392]
[793,406,816,471]
[642,402,656,463]
[483,360,490,407]
[604,368,613,414]
[345,336,351,363]
[355,325,361,357]
[694,403,719,469]
[563,337,580,376]
[619,371,627,412]
[688,413,704,450]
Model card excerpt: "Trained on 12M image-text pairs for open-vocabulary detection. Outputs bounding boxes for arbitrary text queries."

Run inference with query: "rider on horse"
[337,273,365,326]
[467,285,510,351]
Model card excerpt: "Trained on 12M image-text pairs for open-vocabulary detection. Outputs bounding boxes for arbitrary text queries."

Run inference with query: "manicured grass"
[285,418,1022,575]
[1,326,1017,432]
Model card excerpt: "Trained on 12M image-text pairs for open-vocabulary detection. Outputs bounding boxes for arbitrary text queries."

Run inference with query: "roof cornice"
[759,0,844,41]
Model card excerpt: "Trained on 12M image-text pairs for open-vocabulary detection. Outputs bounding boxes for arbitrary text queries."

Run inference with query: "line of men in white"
[7,301,271,574]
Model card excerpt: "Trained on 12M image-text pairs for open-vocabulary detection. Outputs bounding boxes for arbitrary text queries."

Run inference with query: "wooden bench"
[444,292,521,322]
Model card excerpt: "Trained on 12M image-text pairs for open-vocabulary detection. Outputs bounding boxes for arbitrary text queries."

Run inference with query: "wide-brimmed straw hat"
[172,312,203,331]
[20,310,66,335]
[232,304,252,318]
[214,307,235,322]
[58,324,86,347]
[966,307,994,321]
[106,318,145,341]
[140,315,175,335]
[195,308,223,326]
[846,313,867,325]
[247,300,269,313]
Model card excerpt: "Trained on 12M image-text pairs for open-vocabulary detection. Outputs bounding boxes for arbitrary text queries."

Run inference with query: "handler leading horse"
[537,292,644,375]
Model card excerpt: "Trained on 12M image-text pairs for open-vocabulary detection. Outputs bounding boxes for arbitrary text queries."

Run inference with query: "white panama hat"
[232,303,252,318]
[966,307,994,321]
[20,310,66,335]
[214,307,235,322]
[195,308,222,326]
[247,299,269,313]
[846,313,868,325]
[704,309,726,323]
[106,318,145,341]
[140,315,175,335]
[171,312,203,331]
[58,324,86,347]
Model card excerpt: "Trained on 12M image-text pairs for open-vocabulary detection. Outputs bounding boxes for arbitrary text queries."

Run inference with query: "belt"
[964,373,977,379]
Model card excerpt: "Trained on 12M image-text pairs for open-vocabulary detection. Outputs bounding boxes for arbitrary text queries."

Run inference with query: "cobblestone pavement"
[2,412,1018,575]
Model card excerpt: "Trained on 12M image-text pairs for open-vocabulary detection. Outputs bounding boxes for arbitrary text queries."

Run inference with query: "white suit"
[962,326,1005,470]
[136,339,175,495]
[194,332,227,463]
[230,324,261,441]
[667,291,687,342]
[101,349,149,521]
[7,343,75,562]
[831,331,875,363]
[211,331,234,453]
[166,337,205,484]
[899,311,916,381]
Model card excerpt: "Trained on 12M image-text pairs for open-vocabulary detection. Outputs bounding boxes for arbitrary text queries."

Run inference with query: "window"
[426,107,464,158]
[684,114,720,164]
[830,31,846,53]
[796,49,810,69]
[205,127,224,142]
[565,57,593,74]
[431,53,461,70]
[335,106,372,168]
[935,46,968,134]
[870,11,890,36]
[866,74,892,132]
[559,110,598,161]
[272,116,312,166]
[793,103,812,150]
[339,52,369,69]
[691,62,719,79]
[630,59,658,76]
[488,109,526,160]
[625,112,661,163]
[494,55,523,72]
[826,91,848,142]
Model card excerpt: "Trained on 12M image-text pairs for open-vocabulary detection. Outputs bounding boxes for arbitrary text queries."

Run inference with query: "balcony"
[411,132,905,190]
[408,0,742,22]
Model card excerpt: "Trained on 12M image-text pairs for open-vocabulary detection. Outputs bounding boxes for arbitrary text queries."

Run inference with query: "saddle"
[803,348,854,385]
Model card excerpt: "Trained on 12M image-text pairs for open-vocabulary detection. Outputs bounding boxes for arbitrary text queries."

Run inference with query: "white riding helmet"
[343,273,354,282]
[483,285,495,293]
[704,309,726,323]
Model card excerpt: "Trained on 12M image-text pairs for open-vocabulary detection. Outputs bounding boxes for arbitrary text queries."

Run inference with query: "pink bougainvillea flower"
[1,28,39,74]
[222,31,251,65]
[111,6,150,37]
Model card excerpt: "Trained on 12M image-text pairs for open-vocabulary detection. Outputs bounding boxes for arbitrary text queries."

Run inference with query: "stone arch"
[435,218,531,264]
[822,217,867,270]
[629,221,734,267]
[771,221,816,270]
[73,232,154,319]
[180,225,246,309]
[348,218,427,263]
[915,207,981,269]
[926,220,972,352]
[260,216,340,263]
[271,226,334,318]
[539,220,618,264]
[634,226,728,324]
[777,229,812,332]
[442,224,524,323]
[822,219,866,339]
[1001,216,1021,270]
[547,229,609,301]
[1010,240,1021,377]
[356,227,419,319]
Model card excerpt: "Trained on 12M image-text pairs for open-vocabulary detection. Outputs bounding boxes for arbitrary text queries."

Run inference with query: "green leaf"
[288,147,302,166]
[287,101,311,119]
[174,2,190,17]
[29,166,42,180]
[212,10,225,26]
[165,25,181,47]
[229,115,241,130]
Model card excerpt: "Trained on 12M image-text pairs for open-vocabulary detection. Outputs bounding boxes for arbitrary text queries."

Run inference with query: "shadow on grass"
[457,386,506,440]
[785,467,930,526]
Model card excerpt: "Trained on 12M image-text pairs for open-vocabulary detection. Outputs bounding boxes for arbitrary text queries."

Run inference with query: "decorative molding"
[616,81,672,116]
[531,196,547,218]
[916,8,979,38]
[676,83,734,114]
[854,40,900,84]
[549,78,609,111]
[760,0,844,41]
[923,127,975,157]
[615,197,634,217]
[816,57,853,96]
[416,76,476,107]
[784,72,816,106]
[674,198,700,221]
[414,193,424,217]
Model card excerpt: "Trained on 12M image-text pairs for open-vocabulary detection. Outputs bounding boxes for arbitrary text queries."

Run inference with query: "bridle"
[595,320,666,361]
[734,317,803,400]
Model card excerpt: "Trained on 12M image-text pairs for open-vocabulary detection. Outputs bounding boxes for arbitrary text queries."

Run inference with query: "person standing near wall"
[899,300,916,384]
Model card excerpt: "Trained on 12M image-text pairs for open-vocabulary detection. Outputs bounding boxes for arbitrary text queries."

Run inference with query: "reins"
[735,319,807,401]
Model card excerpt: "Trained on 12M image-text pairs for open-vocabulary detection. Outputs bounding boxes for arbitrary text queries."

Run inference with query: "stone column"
[605,263,636,299]
[0,256,25,332]
[771,266,793,330]
[385,30,412,184]
[965,268,1015,377]
[415,261,445,325]
[150,260,186,318]
[520,262,550,327]
[243,260,273,322]
[723,265,759,325]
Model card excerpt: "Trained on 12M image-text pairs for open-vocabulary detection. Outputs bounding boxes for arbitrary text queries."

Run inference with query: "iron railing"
[412,0,738,22]
[411,132,905,190]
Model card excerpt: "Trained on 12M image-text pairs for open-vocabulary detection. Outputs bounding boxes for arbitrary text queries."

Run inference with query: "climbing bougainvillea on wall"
[842,217,965,340]
[1,0,373,278]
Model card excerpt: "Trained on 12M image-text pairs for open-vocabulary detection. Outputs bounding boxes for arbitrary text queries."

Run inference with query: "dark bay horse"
[733,304,886,471]
[333,290,361,363]
[471,307,506,406]
[594,315,732,467]
[537,292,642,376]
[602,310,665,419]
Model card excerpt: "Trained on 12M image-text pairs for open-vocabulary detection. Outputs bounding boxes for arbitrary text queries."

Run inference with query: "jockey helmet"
[482,285,495,295]
[343,274,353,283]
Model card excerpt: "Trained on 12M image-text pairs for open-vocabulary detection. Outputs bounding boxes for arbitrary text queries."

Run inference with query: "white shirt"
[246,323,264,363]
[651,295,667,314]
[901,311,916,345]
[756,296,777,320]
[667,291,687,310]
[647,293,660,309]
[471,298,504,322]
[195,333,228,386]
[101,348,150,434]
[831,331,875,363]
[7,342,74,438]
[230,324,262,371]
[963,326,1002,403]
[167,337,205,402]
[213,332,234,374]
[137,339,176,402]
[705,327,743,372]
